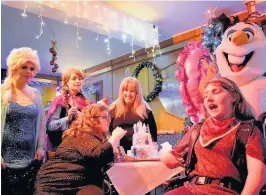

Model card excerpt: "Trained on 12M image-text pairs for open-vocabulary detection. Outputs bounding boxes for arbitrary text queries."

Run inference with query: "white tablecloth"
[106,161,184,195]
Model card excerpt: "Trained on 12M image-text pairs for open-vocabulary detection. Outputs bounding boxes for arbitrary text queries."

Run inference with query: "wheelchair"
[162,173,266,194]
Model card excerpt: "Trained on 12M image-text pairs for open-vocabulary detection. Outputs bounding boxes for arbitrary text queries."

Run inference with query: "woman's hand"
[75,110,81,119]
[34,147,45,161]
[114,146,126,156]
[160,151,184,169]
[67,107,78,122]
[1,158,6,169]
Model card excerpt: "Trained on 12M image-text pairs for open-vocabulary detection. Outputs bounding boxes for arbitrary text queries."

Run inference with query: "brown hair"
[206,77,252,120]
[62,103,109,140]
[61,68,89,115]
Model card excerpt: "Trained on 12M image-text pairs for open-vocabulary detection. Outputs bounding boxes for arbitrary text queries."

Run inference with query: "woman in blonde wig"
[36,103,126,195]
[46,68,91,152]
[1,47,46,194]
[109,77,157,151]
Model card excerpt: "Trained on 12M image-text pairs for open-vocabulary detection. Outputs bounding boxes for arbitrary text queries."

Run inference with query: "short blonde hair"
[110,77,147,119]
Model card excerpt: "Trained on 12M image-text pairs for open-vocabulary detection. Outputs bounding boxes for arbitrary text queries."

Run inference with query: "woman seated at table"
[161,77,266,195]
[109,77,157,151]
[36,103,126,195]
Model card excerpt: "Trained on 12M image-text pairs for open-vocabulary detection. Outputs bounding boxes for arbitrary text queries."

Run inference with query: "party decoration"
[204,6,217,23]
[36,4,44,39]
[175,42,217,124]
[245,0,266,24]
[132,61,163,102]
[29,80,57,87]
[201,11,238,54]
[215,22,266,121]
[49,40,59,73]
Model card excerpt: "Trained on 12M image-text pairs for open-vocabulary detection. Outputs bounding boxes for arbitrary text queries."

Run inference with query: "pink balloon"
[176,42,216,123]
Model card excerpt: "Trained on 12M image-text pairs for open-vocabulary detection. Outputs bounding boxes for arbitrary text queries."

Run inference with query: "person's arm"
[1,85,6,168]
[241,126,266,195]
[34,89,47,161]
[146,110,157,141]
[76,128,126,166]
[161,126,193,169]
[76,135,114,166]
[46,98,69,132]
[241,155,266,195]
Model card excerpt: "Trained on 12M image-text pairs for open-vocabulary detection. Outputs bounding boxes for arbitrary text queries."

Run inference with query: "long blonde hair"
[2,47,40,104]
[110,77,148,119]
[62,103,109,140]
[61,68,89,114]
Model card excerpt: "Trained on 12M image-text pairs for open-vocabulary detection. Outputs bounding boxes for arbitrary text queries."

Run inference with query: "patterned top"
[36,131,114,194]
[2,102,38,169]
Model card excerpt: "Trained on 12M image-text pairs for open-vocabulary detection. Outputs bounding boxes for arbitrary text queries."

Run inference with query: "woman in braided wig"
[1,47,46,194]
[46,68,91,153]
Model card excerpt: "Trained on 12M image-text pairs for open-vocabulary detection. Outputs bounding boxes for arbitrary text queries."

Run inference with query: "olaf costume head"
[216,22,266,120]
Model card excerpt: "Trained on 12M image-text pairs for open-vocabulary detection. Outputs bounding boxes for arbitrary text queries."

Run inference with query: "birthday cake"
[130,121,157,158]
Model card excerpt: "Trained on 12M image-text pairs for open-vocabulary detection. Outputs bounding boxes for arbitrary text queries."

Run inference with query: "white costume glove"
[108,127,127,148]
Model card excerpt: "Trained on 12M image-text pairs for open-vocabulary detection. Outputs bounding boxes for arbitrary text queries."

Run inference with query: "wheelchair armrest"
[163,175,188,188]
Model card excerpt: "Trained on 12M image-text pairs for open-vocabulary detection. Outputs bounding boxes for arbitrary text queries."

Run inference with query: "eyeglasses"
[94,116,110,121]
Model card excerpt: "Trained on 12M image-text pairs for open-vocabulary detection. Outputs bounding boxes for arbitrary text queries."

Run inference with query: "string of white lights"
[21,4,27,17]
[145,46,149,54]
[129,36,136,61]
[64,14,68,24]
[75,16,81,48]
[19,1,161,58]
[36,4,44,39]
[122,34,127,44]
[156,44,162,55]
[88,20,91,28]
[156,28,162,55]
[106,29,111,55]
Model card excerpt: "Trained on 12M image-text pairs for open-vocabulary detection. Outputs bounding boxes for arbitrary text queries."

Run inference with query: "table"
[106,161,184,195]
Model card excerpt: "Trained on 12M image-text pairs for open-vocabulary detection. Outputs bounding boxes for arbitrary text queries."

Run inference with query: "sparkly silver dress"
[1,102,41,195]
[2,102,38,168]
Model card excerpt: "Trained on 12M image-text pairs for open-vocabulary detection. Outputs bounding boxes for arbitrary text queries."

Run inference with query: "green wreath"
[132,61,163,102]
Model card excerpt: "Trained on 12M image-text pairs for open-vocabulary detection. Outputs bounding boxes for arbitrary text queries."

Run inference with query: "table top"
[107,160,184,195]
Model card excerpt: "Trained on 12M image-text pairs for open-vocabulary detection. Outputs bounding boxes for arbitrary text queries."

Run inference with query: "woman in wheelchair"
[36,103,126,195]
[161,77,266,195]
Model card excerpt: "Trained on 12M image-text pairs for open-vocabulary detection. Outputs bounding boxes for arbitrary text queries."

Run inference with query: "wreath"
[132,61,163,102]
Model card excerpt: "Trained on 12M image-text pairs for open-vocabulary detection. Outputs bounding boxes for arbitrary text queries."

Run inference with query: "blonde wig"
[205,77,252,120]
[61,68,89,114]
[62,103,109,140]
[110,77,148,119]
[2,47,40,103]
